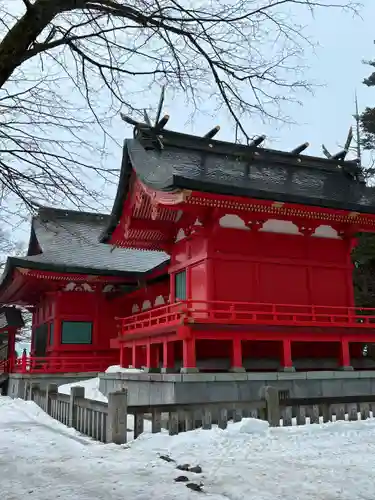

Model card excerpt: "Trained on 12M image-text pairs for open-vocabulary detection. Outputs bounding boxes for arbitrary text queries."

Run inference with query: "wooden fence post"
[106,389,128,445]
[261,386,280,427]
[29,382,39,402]
[69,386,85,429]
[23,379,29,400]
[47,384,58,415]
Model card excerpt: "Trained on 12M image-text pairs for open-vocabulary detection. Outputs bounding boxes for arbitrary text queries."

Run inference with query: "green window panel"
[175,270,187,300]
[61,321,92,345]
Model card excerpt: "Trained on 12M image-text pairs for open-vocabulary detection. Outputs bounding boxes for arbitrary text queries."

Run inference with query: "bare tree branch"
[0,0,359,215]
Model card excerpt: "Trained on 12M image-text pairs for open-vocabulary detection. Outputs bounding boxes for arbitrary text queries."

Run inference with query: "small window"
[49,323,54,345]
[61,321,92,344]
[175,270,187,300]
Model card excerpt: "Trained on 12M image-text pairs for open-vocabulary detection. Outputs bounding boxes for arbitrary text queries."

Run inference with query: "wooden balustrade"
[11,356,116,374]
[118,300,375,336]
[24,383,375,445]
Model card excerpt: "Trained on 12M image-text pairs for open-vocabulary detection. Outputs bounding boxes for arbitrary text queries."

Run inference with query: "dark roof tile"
[27,207,168,273]
[125,132,375,214]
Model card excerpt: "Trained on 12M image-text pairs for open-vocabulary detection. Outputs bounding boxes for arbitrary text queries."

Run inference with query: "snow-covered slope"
[1,396,375,499]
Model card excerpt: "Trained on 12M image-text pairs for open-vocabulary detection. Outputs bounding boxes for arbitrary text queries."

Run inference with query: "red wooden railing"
[8,356,116,374]
[119,300,375,335]
[119,303,184,333]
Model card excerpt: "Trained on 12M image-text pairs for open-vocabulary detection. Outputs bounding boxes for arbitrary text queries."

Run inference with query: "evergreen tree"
[361,61,375,150]
[352,233,375,308]
[353,60,375,310]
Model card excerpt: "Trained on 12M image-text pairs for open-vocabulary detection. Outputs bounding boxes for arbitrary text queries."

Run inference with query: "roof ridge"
[37,206,110,222]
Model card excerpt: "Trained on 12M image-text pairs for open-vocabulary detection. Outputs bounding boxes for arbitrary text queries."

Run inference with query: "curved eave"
[9,256,168,279]
[26,217,42,256]
[0,256,170,304]
[100,139,178,244]
[100,144,133,243]
[0,258,28,305]
[173,176,375,216]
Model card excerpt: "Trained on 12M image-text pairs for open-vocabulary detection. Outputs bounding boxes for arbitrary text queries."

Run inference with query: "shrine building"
[2,118,375,374]
[100,119,375,373]
[0,207,168,373]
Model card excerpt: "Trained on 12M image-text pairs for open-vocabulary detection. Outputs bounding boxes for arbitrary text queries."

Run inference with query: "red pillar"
[21,349,27,373]
[146,342,160,371]
[120,346,132,368]
[230,337,245,372]
[339,340,353,370]
[7,327,16,372]
[53,292,62,355]
[181,338,198,373]
[132,343,142,369]
[162,341,175,373]
[281,339,295,372]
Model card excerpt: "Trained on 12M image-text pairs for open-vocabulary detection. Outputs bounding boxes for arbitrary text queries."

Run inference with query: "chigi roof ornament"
[120,87,364,174]
[322,126,354,161]
[120,86,170,150]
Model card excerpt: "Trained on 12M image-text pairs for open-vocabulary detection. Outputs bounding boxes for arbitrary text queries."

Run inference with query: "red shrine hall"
[2,117,375,374]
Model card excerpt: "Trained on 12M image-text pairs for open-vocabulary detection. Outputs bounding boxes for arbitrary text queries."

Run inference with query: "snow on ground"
[59,377,108,402]
[2,396,375,500]
[105,365,144,374]
[58,366,144,402]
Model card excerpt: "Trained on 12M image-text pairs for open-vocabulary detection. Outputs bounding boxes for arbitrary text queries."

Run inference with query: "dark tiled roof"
[125,128,375,213]
[24,207,169,274]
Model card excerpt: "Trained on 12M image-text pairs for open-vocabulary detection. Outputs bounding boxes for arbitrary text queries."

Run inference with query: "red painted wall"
[170,224,354,306]
[123,278,170,314]
[32,289,122,359]
[210,227,353,307]
[167,220,358,363]
[169,225,354,309]
[30,279,169,360]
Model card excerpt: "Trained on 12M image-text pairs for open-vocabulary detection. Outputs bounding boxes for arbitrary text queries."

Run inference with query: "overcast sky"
[122,1,375,157]
[6,0,375,246]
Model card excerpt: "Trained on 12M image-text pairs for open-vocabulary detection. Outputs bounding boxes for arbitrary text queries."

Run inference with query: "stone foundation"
[99,370,375,406]
[7,372,97,399]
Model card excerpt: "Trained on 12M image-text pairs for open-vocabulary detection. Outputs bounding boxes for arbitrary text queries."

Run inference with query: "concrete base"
[180,367,200,374]
[229,367,246,373]
[99,369,375,407]
[340,365,354,371]
[279,366,296,372]
[7,372,98,399]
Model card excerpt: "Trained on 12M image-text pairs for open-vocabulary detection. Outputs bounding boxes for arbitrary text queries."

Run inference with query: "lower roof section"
[27,206,169,274]
[0,205,170,306]
[0,257,169,306]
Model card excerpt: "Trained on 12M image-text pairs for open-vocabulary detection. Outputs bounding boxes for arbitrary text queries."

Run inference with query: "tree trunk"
[0,0,57,88]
